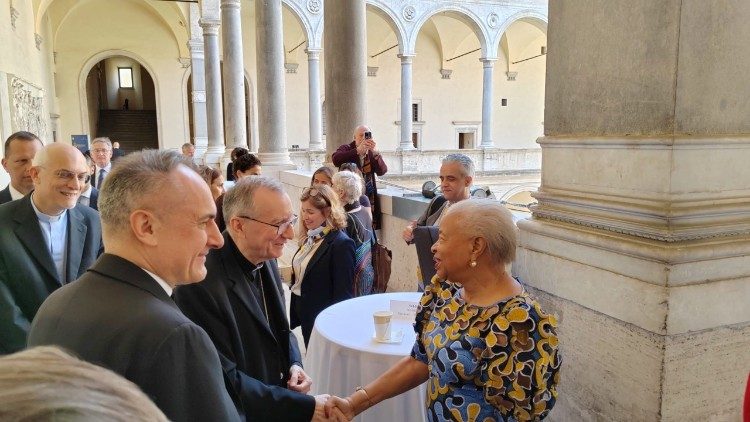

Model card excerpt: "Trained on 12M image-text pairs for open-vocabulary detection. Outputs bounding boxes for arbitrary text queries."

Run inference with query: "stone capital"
[200,18,221,35]
[305,49,321,60]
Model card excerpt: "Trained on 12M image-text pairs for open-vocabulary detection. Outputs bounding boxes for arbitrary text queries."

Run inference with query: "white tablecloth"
[305,292,427,422]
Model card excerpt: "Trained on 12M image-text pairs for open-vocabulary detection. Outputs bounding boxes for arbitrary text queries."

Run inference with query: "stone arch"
[281,0,317,50]
[492,11,548,59]
[410,6,489,58]
[497,184,539,202]
[365,1,407,55]
[78,50,163,148]
[42,0,189,57]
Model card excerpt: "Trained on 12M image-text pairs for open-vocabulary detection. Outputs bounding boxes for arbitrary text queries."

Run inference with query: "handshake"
[311,392,364,422]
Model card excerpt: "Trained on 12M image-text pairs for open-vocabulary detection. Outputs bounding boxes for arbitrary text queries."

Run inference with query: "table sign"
[390,299,419,321]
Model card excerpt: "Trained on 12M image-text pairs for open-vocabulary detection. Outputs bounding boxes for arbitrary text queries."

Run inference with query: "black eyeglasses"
[237,214,298,236]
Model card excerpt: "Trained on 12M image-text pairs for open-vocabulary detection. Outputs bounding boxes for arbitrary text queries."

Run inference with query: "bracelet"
[354,386,373,409]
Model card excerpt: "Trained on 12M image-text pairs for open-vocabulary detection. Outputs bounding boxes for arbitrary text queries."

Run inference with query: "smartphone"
[364,131,372,140]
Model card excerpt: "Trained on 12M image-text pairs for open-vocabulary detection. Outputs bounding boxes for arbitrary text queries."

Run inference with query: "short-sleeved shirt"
[411,277,561,421]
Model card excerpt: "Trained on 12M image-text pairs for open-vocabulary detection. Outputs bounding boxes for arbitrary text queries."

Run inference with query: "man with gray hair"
[0,143,102,353]
[181,142,196,159]
[403,153,474,289]
[402,153,475,244]
[175,176,335,421]
[29,150,241,421]
[90,137,113,189]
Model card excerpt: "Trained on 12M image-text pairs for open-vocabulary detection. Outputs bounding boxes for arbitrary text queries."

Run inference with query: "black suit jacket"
[28,254,241,422]
[290,229,355,345]
[0,196,103,353]
[175,233,314,422]
[0,186,11,204]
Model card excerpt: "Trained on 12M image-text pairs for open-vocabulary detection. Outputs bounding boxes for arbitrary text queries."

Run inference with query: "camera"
[364,131,372,140]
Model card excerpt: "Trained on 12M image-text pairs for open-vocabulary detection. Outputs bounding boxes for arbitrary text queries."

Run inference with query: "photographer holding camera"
[332,125,388,230]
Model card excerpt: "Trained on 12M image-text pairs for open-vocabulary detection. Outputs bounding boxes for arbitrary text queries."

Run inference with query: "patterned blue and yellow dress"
[411,278,561,421]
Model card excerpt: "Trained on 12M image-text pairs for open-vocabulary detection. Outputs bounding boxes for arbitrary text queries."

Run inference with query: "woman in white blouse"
[289,184,356,346]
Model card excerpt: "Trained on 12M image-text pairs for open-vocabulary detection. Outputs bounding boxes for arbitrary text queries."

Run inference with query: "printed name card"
[390,300,419,321]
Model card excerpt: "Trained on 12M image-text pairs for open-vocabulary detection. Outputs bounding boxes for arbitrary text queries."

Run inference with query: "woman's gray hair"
[445,199,516,264]
[0,346,168,421]
[442,153,475,178]
[223,176,285,222]
[98,150,195,233]
[332,170,363,205]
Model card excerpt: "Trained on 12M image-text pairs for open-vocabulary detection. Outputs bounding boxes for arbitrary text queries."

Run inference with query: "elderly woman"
[338,162,372,217]
[326,200,561,421]
[290,184,355,346]
[332,170,375,296]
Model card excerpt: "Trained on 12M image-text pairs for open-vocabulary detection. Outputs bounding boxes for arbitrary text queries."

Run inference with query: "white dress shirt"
[8,184,24,201]
[143,268,174,297]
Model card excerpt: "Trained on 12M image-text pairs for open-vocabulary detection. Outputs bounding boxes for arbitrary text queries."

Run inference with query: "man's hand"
[355,140,368,156]
[402,220,417,243]
[365,139,378,155]
[288,364,312,394]
[324,395,355,421]
[312,395,349,422]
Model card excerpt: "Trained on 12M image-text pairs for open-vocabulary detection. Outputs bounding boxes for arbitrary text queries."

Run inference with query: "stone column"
[324,0,366,160]
[221,0,247,155]
[516,2,750,421]
[201,18,225,163]
[306,49,323,151]
[254,0,292,166]
[398,54,415,150]
[480,58,495,148]
[188,4,208,159]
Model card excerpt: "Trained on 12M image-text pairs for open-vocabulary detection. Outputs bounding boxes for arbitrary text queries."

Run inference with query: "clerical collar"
[229,235,265,280]
[30,193,66,222]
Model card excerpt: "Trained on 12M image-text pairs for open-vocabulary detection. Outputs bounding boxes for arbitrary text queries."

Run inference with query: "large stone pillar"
[324,0,366,160]
[201,18,225,163]
[398,54,415,150]
[255,0,292,166]
[188,4,208,159]
[306,49,323,151]
[221,0,247,155]
[517,2,750,421]
[480,58,495,148]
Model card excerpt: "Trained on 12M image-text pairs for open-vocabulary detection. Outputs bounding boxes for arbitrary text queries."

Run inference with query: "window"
[412,103,419,122]
[118,67,133,89]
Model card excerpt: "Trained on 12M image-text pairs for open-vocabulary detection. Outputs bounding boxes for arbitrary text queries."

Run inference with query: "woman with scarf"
[289,184,356,346]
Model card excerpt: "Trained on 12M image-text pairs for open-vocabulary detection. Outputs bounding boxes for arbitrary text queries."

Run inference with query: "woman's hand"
[324,395,355,420]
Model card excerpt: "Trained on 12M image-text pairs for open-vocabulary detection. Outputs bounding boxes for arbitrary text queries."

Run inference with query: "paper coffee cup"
[373,310,393,340]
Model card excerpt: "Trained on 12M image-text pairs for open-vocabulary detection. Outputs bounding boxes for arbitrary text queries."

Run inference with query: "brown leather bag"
[371,233,392,293]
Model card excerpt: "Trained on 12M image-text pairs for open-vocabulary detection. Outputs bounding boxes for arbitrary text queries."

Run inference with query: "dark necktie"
[97,169,106,188]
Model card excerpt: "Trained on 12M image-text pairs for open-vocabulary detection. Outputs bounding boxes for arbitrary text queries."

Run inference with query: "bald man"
[332,125,388,229]
[0,143,103,354]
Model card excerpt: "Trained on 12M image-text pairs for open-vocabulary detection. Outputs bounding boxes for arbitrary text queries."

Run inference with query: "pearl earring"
[469,261,477,268]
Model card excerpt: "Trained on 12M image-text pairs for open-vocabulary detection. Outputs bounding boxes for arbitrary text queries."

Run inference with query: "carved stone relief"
[10,76,50,142]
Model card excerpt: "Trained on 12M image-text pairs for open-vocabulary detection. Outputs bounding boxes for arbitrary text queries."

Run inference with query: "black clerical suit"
[175,233,315,422]
[28,254,241,422]
[0,195,103,353]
